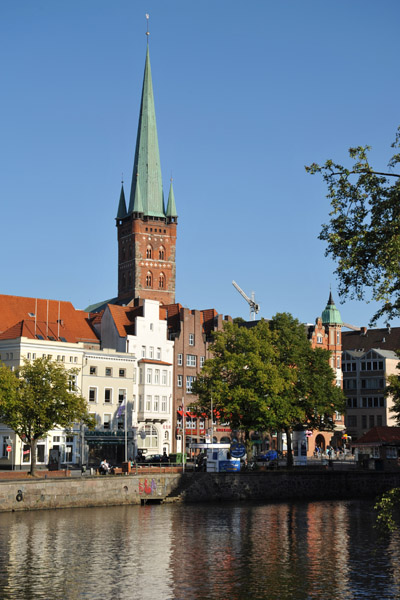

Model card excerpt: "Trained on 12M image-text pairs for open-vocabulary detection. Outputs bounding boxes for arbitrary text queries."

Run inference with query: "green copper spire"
[166,179,178,218]
[116,183,127,219]
[128,46,165,218]
[132,174,144,214]
[322,292,343,325]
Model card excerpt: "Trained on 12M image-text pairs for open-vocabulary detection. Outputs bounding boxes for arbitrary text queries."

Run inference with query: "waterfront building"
[306,292,345,453]
[0,295,98,469]
[341,325,400,441]
[98,298,174,458]
[162,304,232,454]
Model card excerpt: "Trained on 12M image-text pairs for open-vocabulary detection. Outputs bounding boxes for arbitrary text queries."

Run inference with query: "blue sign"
[219,460,240,472]
[230,442,246,458]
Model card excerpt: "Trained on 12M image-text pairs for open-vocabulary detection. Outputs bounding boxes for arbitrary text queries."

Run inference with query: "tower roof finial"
[146,13,150,42]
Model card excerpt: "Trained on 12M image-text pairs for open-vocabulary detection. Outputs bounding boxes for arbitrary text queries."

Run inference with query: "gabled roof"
[0,295,99,344]
[353,427,400,446]
[107,304,143,337]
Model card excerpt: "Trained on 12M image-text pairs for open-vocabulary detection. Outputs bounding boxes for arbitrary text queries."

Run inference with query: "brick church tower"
[116,44,177,306]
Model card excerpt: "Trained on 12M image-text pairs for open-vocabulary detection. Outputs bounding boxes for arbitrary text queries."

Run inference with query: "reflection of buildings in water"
[2,505,174,600]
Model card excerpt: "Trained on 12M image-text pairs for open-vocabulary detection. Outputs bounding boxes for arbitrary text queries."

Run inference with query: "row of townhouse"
[0,295,174,469]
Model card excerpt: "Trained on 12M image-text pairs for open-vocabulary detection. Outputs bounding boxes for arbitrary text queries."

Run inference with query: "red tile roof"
[0,295,99,344]
[352,426,400,446]
[107,304,143,337]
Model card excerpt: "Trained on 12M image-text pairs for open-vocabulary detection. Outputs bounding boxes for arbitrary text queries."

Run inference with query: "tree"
[268,313,345,467]
[191,320,285,452]
[306,126,400,324]
[192,315,345,467]
[0,357,95,475]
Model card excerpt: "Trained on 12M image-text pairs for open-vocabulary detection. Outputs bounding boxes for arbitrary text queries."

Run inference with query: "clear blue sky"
[1,1,399,328]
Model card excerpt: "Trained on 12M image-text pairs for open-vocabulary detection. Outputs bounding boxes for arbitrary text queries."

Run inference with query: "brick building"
[341,325,400,441]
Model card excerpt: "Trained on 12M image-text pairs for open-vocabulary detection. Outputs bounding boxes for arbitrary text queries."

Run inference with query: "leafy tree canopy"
[192,315,345,465]
[0,357,94,474]
[306,126,400,324]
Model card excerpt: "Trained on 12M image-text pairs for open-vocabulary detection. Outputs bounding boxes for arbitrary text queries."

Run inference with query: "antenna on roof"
[46,299,49,338]
[34,299,37,336]
[57,301,60,339]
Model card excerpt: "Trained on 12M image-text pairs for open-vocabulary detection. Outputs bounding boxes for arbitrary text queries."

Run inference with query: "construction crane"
[232,280,260,321]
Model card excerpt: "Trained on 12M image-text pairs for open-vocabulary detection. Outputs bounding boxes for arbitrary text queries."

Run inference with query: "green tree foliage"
[306,126,400,324]
[0,357,94,475]
[192,320,285,442]
[375,488,400,532]
[192,315,345,467]
[268,313,345,467]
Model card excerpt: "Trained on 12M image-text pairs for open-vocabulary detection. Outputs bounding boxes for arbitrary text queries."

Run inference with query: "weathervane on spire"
[146,13,150,39]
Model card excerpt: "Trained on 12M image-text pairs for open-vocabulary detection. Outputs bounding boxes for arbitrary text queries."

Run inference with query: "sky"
[1,1,400,329]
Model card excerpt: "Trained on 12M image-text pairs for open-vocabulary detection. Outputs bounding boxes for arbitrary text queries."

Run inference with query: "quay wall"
[1,470,400,512]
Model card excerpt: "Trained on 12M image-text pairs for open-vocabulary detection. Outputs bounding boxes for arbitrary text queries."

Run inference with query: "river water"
[0,499,399,600]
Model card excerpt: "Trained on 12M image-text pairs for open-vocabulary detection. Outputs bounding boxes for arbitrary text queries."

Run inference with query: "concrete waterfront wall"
[0,473,182,512]
[179,470,400,503]
[1,470,400,513]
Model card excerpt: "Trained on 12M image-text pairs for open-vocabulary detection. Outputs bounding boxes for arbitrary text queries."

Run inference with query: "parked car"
[256,450,278,462]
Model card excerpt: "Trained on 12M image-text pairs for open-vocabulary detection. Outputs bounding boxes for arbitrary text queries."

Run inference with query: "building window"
[89,366,97,375]
[189,334,195,346]
[186,376,196,393]
[186,354,197,367]
[146,396,152,411]
[159,273,165,289]
[118,389,126,404]
[146,271,153,287]
[103,414,111,430]
[154,369,160,384]
[162,370,167,385]
[334,412,342,421]
[337,331,340,344]
[377,415,383,426]
[336,357,340,368]
[89,388,97,403]
[68,375,77,391]
[138,424,158,449]
[149,347,154,359]
[317,335,323,344]
[105,367,112,377]
[361,415,367,429]
[369,415,375,428]
[200,356,205,368]
[141,346,146,358]
[347,415,357,427]
[146,246,152,259]
[157,347,161,360]
[104,389,112,403]
[159,247,165,260]
[177,374,183,388]
[119,369,126,378]
[177,354,183,366]
[162,396,167,412]
[154,396,159,412]
[146,369,152,384]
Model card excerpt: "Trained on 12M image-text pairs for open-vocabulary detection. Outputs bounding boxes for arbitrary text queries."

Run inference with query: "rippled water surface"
[0,499,399,599]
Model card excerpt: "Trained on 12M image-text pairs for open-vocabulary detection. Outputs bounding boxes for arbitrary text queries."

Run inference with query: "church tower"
[116,44,178,305]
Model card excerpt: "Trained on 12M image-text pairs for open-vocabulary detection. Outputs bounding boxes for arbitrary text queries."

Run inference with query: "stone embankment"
[1,470,400,513]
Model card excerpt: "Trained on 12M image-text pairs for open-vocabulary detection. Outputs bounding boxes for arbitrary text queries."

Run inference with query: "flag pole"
[124,396,128,462]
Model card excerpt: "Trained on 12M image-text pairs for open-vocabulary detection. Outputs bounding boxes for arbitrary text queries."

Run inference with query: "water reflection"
[0,500,399,599]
